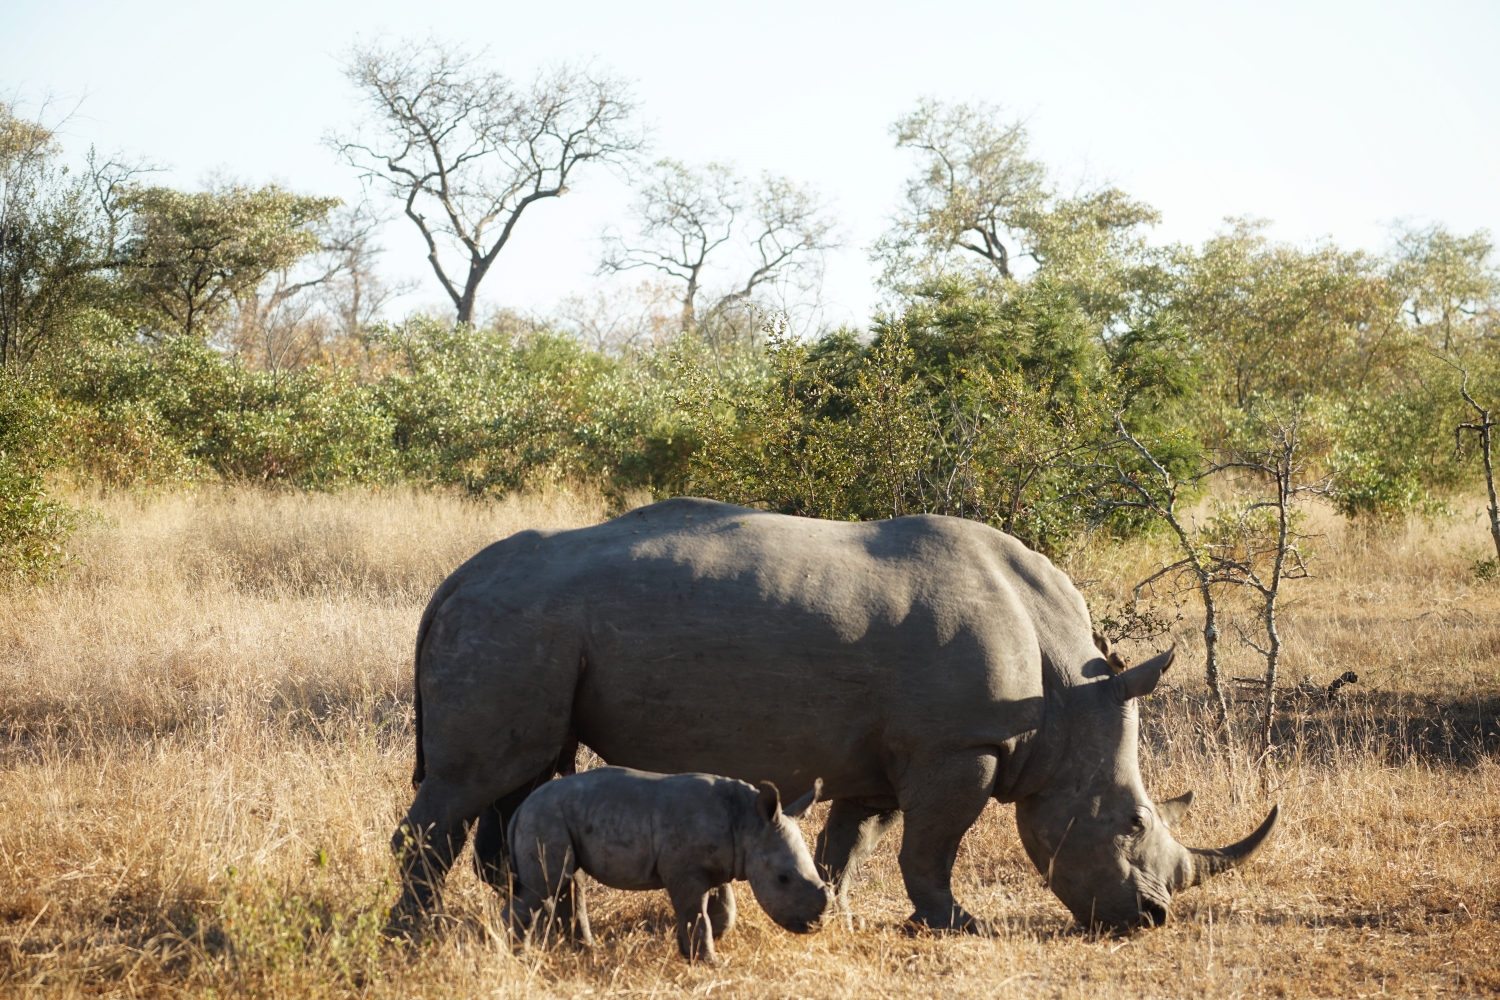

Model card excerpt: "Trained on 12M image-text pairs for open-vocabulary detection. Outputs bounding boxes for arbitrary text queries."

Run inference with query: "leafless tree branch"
[331,40,643,324]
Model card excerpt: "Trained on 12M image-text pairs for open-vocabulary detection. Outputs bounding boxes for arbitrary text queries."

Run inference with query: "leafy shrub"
[682,320,1116,551]
[208,367,395,486]
[0,464,76,582]
[0,370,75,582]
[371,318,671,496]
[52,332,396,487]
[1333,451,1428,521]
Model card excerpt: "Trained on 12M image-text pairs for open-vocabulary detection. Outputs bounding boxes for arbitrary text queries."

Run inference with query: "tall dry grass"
[0,488,1496,998]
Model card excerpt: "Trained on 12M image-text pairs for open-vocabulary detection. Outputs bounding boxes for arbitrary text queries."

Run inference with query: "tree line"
[4,41,1500,742]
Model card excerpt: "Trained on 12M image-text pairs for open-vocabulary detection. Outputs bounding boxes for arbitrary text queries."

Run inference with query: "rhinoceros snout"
[772,883,835,934]
[1136,897,1169,929]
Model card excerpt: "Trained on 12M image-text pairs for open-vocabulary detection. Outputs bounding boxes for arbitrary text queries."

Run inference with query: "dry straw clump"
[0,488,1496,998]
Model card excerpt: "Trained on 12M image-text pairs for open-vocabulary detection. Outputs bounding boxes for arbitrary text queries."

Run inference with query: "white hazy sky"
[4,0,1497,328]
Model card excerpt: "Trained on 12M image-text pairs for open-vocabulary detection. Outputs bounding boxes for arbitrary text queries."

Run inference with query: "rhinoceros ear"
[782,778,823,818]
[1111,646,1175,702]
[1156,790,1195,827]
[755,781,782,825]
[1093,631,1129,674]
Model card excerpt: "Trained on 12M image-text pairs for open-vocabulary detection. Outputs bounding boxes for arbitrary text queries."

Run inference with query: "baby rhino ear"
[755,781,782,824]
[782,778,823,818]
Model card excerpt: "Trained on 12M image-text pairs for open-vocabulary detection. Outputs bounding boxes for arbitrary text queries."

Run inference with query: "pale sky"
[4,0,1497,329]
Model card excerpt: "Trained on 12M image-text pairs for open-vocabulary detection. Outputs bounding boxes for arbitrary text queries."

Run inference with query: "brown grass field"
[0,487,1496,998]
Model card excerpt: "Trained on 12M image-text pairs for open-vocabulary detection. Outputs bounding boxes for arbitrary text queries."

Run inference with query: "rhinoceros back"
[417,498,1089,800]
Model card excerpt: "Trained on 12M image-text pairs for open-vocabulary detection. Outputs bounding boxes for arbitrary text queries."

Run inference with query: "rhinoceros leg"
[388,775,507,930]
[705,883,736,939]
[508,825,591,948]
[896,750,998,935]
[472,737,577,893]
[815,800,901,929]
[390,749,568,930]
[470,768,551,893]
[668,877,722,964]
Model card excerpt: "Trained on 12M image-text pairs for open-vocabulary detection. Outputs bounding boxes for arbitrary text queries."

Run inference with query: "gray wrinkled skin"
[505,767,831,963]
[391,498,1277,934]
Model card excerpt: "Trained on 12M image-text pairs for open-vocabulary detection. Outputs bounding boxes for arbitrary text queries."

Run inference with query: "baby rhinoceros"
[506,766,832,963]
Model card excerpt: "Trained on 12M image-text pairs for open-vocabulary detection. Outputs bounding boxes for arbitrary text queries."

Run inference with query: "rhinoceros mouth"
[1136,896,1169,928]
[776,917,821,934]
[1132,867,1178,929]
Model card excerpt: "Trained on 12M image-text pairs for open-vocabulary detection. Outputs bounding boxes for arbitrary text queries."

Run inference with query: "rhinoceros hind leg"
[706,883,736,939]
[896,750,998,936]
[473,747,574,893]
[388,775,511,934]
[509,822,593,948]
[815,799,900,930]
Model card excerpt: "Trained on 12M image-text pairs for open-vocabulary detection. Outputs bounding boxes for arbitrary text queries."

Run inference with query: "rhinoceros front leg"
[668,878,721,964]
[815,799,901,929]
[705,883,736,939]
[896,750,998,935]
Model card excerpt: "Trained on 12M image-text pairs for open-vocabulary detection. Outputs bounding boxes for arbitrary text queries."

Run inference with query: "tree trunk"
[1259,467,1291,753]
[1481,416,1500,565]
[1200,580,1229,731]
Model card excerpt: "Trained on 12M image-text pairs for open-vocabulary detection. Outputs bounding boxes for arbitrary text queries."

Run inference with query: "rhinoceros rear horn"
[1111,646,1175,702]
[755,781,782,824]
[782,778,823,819]
[1157,790,1195,827]
[1186,805,1280,887]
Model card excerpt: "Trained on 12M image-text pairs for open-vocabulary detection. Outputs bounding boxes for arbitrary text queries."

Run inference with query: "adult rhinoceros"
[392,498,1277,932]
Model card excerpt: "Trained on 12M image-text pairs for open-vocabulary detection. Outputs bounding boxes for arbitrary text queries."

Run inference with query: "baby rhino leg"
[667,876,721,964]
[706,883,736,939]
[507,810,588,946]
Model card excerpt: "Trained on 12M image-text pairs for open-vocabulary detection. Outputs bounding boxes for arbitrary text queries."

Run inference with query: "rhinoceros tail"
[411,605,433,790]
[411,685,426,791]
[410,573,458,791]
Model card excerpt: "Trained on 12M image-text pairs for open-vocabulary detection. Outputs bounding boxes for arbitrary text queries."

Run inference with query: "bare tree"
[1209,411,1329,752]
[1090,408,1330,750]
[600,159,837,340]
[556,278,678,355]
[222,280,328,379]
[1090,415,1235,728]
[318,202,414,339]
[332,40,643,324]
[221,203,408,375]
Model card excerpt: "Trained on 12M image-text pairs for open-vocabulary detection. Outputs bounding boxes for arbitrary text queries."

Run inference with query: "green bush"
[0,370,75,582]
[681,319,1116,552]
[371,318,672,496]
[52,331,396,488]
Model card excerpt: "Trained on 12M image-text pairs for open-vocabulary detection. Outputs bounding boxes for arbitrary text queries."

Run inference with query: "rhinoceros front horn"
[1185,805,1280,887]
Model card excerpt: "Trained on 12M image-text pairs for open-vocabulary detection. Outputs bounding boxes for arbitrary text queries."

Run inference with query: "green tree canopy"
[0,104,126,370]
[1169,219,1406,412]
[120,184,337,338]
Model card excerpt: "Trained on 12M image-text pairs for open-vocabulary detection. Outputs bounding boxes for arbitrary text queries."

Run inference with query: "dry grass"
[1,488,1496,998]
